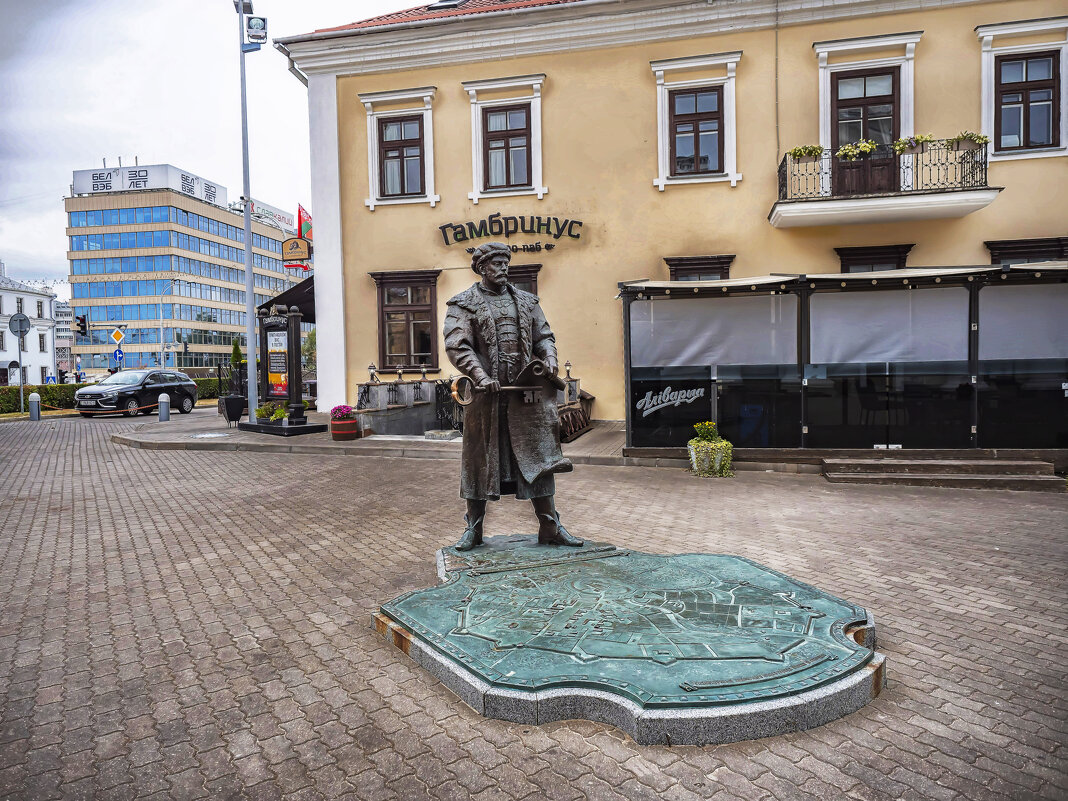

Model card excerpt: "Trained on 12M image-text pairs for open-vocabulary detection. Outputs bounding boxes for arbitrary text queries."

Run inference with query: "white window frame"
[977,17,1068,163]
[814,31,921,194]
[652,51,742,190]
[463,74,547,205]
[359,86,440,211]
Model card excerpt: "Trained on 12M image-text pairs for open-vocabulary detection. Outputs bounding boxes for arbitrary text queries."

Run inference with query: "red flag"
[298,204,312,241]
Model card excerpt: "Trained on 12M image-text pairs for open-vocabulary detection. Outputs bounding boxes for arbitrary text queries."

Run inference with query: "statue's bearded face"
[480,254,511,289]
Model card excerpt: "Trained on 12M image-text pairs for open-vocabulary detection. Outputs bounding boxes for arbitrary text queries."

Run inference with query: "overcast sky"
[0,0,416,299]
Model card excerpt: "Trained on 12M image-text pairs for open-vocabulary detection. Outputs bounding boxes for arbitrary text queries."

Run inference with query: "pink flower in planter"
[330,404,356,420]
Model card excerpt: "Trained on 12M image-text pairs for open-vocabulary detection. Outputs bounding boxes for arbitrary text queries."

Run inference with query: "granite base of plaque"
[374,536,886,745]
[237,421,327,437]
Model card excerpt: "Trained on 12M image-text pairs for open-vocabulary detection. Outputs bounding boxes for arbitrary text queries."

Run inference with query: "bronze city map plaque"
[376,537,885,745]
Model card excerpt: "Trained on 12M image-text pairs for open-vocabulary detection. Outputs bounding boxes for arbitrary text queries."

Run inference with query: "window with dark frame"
[508,264,542,295]
[835,244,913,273]
[483,104,531,190]
[665,255,735,281]
[985,236,1068,265]
[370,270,441,370]
[36,301,44,317]
[39,333,46,352]
[378,115,425,198]
[995,51,1060,152]
[669,87,724,176]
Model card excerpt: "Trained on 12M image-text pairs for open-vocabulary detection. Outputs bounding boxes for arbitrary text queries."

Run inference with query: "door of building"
[832,67,899,196]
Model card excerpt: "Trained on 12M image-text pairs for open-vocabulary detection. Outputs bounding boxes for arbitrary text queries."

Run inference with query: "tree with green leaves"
[301,328,316,372]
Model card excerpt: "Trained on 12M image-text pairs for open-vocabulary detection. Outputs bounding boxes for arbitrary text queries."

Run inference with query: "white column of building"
[307,71,346,410]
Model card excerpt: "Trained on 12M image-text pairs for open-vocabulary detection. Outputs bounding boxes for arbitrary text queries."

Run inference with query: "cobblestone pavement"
[1,418,1066,801]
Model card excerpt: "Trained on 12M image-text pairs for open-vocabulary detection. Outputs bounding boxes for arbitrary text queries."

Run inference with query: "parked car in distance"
[74,369,198,417]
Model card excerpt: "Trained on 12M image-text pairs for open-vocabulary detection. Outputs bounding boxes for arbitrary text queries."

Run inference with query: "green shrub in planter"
[687,421,734,478]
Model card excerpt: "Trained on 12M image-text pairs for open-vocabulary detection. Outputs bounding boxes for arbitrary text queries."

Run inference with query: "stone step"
[823,472,1066,492]
[822,458,1055,476]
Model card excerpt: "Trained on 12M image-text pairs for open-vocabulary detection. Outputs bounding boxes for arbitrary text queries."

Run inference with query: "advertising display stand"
[238,306,325,436]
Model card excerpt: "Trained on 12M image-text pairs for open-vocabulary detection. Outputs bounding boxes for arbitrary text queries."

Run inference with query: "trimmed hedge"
[0,384,88,414]
[193,378,220,400]
[1,378,220,413]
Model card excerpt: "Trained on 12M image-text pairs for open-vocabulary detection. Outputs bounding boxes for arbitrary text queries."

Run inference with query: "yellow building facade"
[279,0,1067,426]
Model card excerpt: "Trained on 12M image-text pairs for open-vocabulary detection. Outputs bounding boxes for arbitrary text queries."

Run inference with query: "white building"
[54,299,73,379]
[0,262,57,385]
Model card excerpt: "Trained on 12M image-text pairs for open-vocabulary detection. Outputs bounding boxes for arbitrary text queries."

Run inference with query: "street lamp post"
[158,279,176,369]
[235,0,259,416]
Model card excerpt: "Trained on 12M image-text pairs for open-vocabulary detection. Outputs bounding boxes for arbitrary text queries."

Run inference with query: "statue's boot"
[532,495,583,547]
[455,500,487,551]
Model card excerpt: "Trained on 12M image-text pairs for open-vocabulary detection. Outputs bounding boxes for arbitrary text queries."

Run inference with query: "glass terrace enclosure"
[621,265,1068,450]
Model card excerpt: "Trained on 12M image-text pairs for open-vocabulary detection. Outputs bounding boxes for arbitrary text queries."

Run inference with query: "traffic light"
[183,342,189,354]
[75,315,88,336]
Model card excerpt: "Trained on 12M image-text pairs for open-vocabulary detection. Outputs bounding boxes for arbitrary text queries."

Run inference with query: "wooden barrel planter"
[331,418,361,441]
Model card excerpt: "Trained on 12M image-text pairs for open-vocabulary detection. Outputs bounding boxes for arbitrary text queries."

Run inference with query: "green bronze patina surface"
[382,538,875,708]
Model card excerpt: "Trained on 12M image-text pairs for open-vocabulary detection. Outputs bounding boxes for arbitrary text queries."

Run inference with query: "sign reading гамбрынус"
[438,213,584,254]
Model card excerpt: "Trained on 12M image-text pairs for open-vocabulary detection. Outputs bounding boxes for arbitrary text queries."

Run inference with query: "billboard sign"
[282,238,311,261]
[73,164,227,206]
[248,199,295,231]
[267,331,289,399]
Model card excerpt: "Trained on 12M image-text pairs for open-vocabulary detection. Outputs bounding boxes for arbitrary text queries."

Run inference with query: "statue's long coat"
[444,284,570,500]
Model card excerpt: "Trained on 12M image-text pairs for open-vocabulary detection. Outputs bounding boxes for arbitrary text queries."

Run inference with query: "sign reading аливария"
[438,213,583,254]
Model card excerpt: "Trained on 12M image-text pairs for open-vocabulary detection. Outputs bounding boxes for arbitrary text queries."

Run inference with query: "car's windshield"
[98,370,149,386]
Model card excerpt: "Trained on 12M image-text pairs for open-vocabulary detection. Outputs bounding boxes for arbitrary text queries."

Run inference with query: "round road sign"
[8,313,30,337]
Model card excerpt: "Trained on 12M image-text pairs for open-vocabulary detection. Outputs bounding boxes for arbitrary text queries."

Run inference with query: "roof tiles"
[315,0,587,34]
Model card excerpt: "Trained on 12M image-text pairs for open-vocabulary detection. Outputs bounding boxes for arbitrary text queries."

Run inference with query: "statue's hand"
[546,359,559,376]
[476,377,500,393]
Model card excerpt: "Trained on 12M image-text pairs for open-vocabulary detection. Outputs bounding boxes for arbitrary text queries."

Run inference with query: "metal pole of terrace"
[235,0,259,416]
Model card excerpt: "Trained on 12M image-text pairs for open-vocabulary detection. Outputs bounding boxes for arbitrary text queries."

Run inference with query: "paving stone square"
[0,417,1066,799]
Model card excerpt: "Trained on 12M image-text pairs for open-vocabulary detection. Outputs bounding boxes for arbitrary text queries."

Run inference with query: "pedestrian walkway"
[110,408,690,468]
[2,418,1066,799]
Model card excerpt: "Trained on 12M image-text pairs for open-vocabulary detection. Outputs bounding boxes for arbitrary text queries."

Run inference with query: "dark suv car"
[75,370,198,417]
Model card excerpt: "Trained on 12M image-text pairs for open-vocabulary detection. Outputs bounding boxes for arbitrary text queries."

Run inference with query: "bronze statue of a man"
[444,242,583,551]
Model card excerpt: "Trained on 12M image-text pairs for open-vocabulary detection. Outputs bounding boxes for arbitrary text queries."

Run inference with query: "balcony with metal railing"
[768,142,1002,228]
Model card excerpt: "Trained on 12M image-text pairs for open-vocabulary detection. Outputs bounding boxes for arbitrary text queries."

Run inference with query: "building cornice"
[975,16,1068,39]
[812,30,923,57]
[280,0,992,78]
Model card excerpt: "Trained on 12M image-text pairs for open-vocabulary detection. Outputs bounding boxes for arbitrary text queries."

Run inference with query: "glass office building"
[66,165,305,375]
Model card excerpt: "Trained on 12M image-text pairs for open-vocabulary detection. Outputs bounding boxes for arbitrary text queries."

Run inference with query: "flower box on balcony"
[892,134,936,157]
[946,132,989,152]
[787,145,824,165]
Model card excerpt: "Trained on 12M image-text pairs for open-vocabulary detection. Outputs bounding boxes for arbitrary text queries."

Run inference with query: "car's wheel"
[123,398,140,417]
[178,394,194,414]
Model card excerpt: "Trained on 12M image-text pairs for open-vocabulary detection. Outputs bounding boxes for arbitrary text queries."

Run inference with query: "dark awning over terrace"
[258,275,315,323]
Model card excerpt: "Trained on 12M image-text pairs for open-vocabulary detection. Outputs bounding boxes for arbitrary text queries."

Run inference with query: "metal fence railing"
[777,142,990,201]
